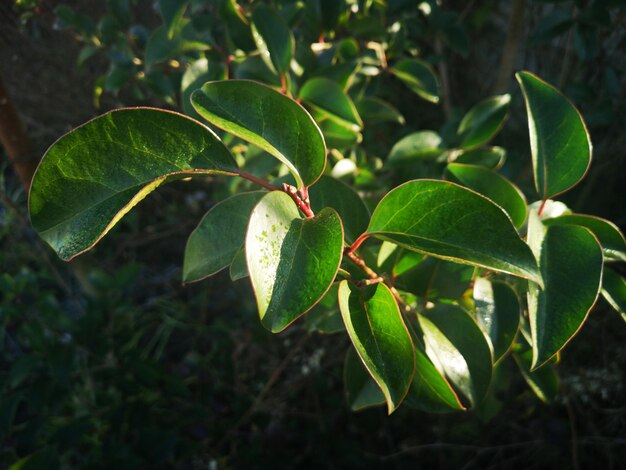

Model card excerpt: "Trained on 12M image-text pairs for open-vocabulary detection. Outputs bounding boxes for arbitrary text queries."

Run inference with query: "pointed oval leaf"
[344,347,386,411]
[445,163,528,228]
[192,80,326,189]
[516,71,592,199]
[308,175,370,244]
[544,214,626,261]
[456,94,511,149]
[526,212,603,368]
[299,77,363,131]
[387,131,444,166]
[338,280,415,414]
[390,58,440,103]
[417,304,493,407]
[473,278,521,362]
[29,108,237,261]
[601,268,626,322]
[183,191,265,283]
[366,180,541,285]
[450,146,506,170]
[355,97,405,125]
[251,3,294,77]
[513,346,559,403]
[246,191,343,332]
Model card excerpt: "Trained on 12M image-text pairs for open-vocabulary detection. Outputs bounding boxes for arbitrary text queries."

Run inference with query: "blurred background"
[1,0,625,468]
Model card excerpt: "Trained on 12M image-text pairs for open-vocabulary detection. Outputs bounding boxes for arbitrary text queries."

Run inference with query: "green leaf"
[417,304,493,407]
[230,247,248,281]
[513,345,559,403]
[192,80,326,189]
[305,284,344,334]
[544,214,626,261]
[251,3,294,77]
[445,163,527,228]
[246,191,343,332]
[472,278,521,362]
[526,211,603,369]
[516,71,592,199]
[180,58,225,118]
[299,77,363,131]
[390,58,440,103]
[456,94,511,149]
[400,257,472,302]
[449,146,506,170]
[234,55,281,86]
[601,268,626,322]
[366,180,541,285]
[376,242,424,278]
[344,347,386,411]
[387,131,443,166]
[355,97,405,124]
[183,192,264,283]
[29,108,237,261]
[317,116,361,149]
[145,20,211,66]
[338,280,415,414]
[308,175,370,243]
[158,0,189,39]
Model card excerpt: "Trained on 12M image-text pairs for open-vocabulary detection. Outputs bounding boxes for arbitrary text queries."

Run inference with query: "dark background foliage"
[1,0,625,468]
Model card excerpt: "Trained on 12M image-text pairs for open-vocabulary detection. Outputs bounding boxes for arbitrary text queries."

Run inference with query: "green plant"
[27,67,626,414]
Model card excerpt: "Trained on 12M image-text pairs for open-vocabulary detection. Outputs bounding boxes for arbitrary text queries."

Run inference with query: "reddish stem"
[235,170,280,192]
[282,183,314,218]
[345,233,370,255]
[538,199,547,217]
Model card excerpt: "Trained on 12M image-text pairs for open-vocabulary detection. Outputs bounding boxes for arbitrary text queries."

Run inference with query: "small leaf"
[472,278,521,362]
[192,80,326,189]
[299,77,362,131]
[246,191,343,332]
[158,0,189,39]
[317,115,362,149]
[355,97,405,124]
[308,175,370,243]
[305,284,344,334]
[338,280,415,414]
[417,304,493,407]
[456,94,511,149]
[450,146,506,169]
[366,180,541,285]
[544,214,626,261]
[445,163,527,228]
[29,108,237,261]
[183,192,264,283]
[230,247,248,281]
[526,211,603,369]
[387,131,443,166]
[390,58,440,103]
[601,268,626,322]
[251,3,294,77]
[513,345,559,403]
[516,71,592,200]
[145,20,211,66]
[344,347,386,411]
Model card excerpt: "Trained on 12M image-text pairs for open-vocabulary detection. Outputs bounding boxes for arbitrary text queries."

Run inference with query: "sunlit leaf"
[299,77,362,131]
[450,146,506,169]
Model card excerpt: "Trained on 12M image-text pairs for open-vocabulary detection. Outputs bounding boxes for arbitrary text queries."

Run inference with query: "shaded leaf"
[601,268,626,322]
[355,97,405,124]
[387,131,443,165]
[450,146,506,169]
[251,3,294,77]
[305,284,344,334]
[145,20,211,66]
[390,58,440,103]
[230,247,248,281]
[456,95,511,149]
[299,77,362,131]
[180,58,225,118]
[158,0,189,39]
[344,347,386,411]
[513,345,559,403]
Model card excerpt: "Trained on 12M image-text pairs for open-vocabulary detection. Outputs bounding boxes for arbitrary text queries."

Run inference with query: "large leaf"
[251,3,294,77]
[299,77,362,131]
[338,281,415,414]
[29,108,237,261]
[601,268,626,323]
[445,163,527,228]
[192,80,326,189]
[308,175,370,243]
[472,278,521,362]
[387,131,443,166]
[544,214,626,261]
[390,58,440,103]
[183,192,264,283]
[246,191,343,332]
[526,211,603,369]
[456,94,511,149]
[417,304,493,407]
[344,347,385,411]
[366,180,541,285]
[516,71,592,200]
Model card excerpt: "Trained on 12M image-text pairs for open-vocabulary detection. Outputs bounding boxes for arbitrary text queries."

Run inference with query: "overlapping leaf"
[299,77,362,131]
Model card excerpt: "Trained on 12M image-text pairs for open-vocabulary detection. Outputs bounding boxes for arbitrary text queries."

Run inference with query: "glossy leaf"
[544,214,626,261]
[251,3,294,77]
[192,80,326,189]
[526,211,603,369]
[180,58,225,118]
[516,71,592,199]
[417,304,493,407]
[473,278,521,362]
[445,163,527,228]
[450,146,506,170]
[456,95,511,149]
[338,281,415,414]
[317,115,361,149]
[158,0,188,39]
[299,77,362,131]
[513,346,559,403]
[308,175,370,243]
[387,131,443,166]
[390,58,440,103]
[29,108,237,261]
[366,180,542,285]
[376,242,424,278]
[344,347,386,411]
[183,192,264,283]
[355,97,405,124]
[601,268,626,322]
[246,191,343,332]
